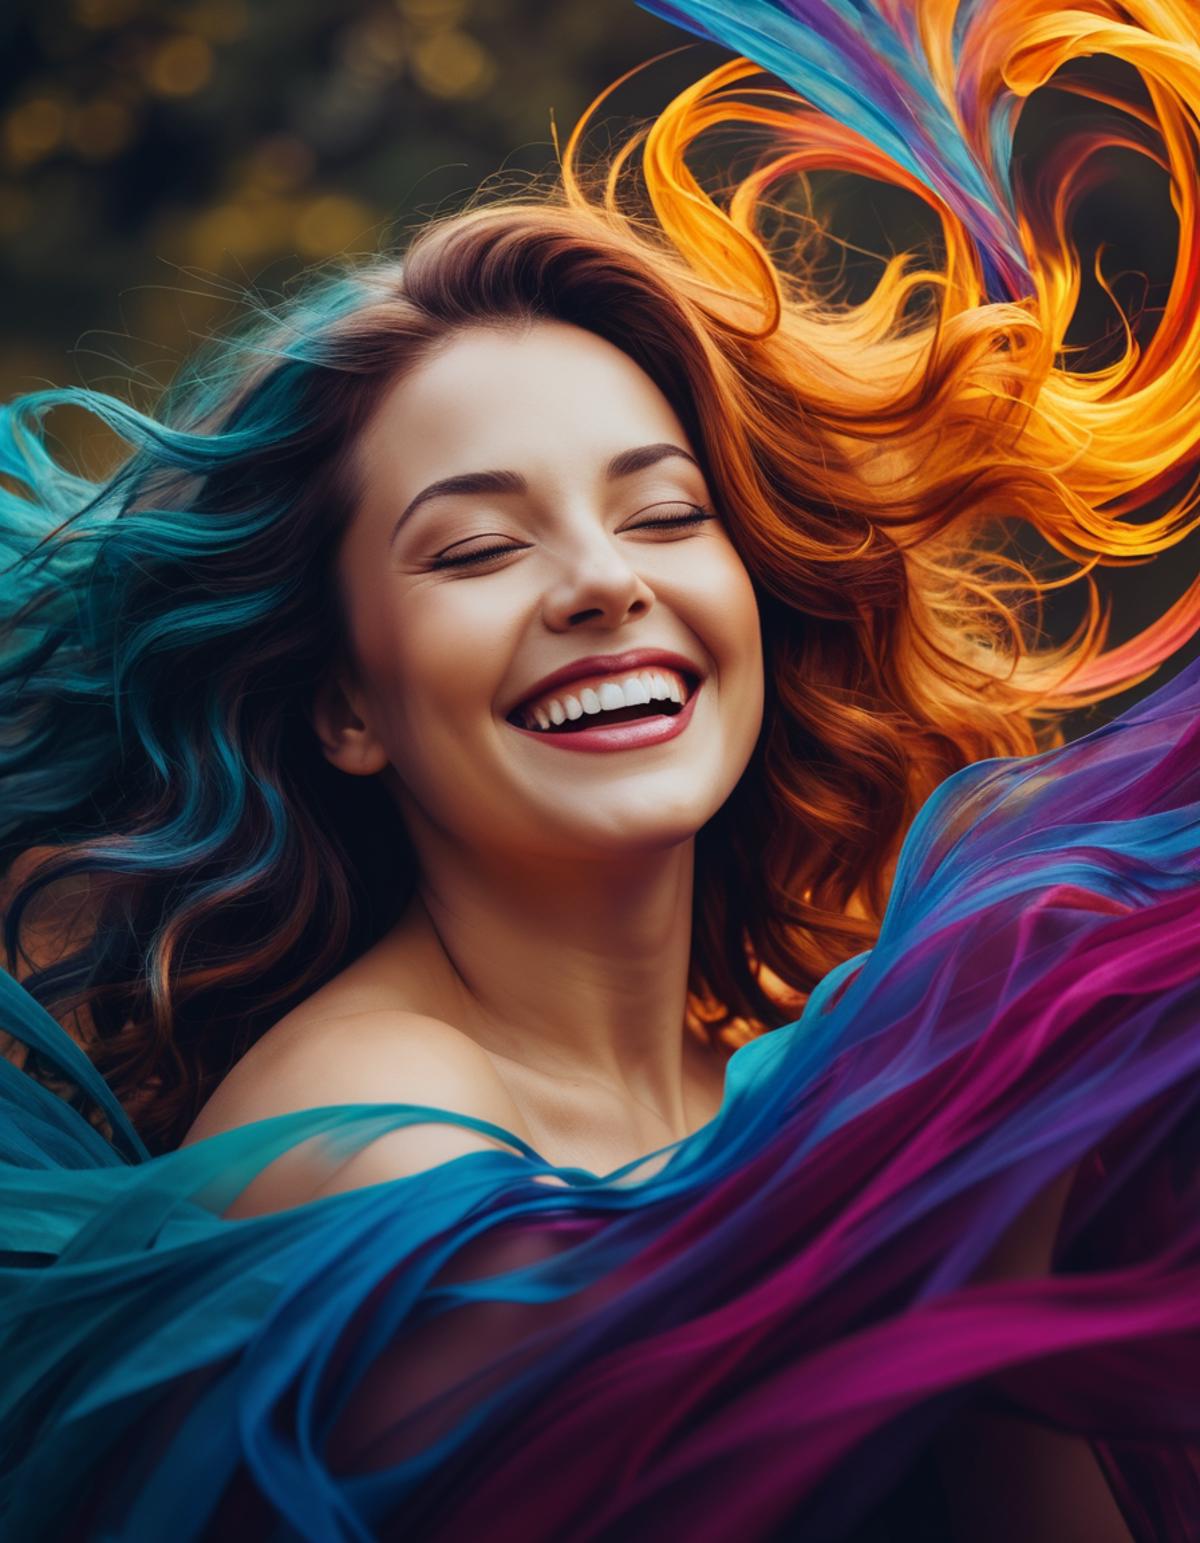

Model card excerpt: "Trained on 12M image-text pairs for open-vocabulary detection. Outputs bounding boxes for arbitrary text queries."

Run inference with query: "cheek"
[689,546,762,674]
[698,552,765,748]
[366,585,515,745]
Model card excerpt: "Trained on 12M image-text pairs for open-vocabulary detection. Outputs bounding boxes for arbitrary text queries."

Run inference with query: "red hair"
[4,34,1199,1146]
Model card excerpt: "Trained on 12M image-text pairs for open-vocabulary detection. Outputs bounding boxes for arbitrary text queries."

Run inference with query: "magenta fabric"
[1,654,1198,1538]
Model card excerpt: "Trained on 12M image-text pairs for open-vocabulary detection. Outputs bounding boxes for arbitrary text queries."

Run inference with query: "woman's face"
[318,318,764,865]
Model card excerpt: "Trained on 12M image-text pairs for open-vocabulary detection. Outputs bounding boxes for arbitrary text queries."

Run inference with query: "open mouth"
[518,697,686,733]
[505,666,699,736]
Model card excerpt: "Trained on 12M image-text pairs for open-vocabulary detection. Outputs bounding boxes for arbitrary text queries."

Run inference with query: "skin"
[179,317,1132,1539]
[300,317,765,1162]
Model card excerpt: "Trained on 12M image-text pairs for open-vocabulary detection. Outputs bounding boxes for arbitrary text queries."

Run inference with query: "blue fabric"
[1,653,1198,1538]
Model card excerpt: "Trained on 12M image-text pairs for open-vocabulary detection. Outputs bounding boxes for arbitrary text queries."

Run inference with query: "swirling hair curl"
[3,0,1200,1151]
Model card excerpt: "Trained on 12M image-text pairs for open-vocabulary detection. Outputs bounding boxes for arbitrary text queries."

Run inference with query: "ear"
[309,670,391,778]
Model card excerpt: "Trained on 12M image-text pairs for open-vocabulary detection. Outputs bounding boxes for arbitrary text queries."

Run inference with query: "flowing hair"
[3,0,1199,1153]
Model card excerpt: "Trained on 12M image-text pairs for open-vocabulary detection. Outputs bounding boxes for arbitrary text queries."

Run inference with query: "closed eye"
[429,540,530,570]
[627,502,715,531]
[429,503,714,571]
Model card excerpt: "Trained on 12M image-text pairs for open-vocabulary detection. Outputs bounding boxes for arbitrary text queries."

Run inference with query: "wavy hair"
[4,0,1200,1152]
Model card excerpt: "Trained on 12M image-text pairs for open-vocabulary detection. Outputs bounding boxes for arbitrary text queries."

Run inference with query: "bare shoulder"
[182,1007,545,1217]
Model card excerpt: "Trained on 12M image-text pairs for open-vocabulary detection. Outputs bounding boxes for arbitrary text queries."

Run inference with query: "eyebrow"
[388,442,702,548]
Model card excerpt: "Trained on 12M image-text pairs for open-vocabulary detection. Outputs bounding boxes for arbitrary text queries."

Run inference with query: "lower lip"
[508,682,702,753]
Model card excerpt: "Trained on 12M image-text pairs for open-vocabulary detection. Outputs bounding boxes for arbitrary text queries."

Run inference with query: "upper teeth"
[520,669,687,730]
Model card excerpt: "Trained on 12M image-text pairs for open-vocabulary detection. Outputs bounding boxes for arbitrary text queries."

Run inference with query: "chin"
[558,796,723,857]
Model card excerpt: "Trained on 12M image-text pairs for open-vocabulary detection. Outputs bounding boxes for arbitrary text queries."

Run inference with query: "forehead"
[353,319,689,485]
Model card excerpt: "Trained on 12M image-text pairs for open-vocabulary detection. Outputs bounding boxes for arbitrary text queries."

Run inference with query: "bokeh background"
[1,0,714,406]
[2,0,1197,725]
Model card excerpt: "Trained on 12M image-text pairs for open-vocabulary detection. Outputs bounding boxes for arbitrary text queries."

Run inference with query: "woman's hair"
[3,3,1200,1152]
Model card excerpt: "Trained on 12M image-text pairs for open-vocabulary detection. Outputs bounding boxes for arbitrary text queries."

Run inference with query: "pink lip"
[508,678,702,753]
[504,648,703,719]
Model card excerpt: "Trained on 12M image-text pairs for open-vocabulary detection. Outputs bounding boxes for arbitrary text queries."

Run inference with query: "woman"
[2,0,1199,1537]
[181,311,766,1211]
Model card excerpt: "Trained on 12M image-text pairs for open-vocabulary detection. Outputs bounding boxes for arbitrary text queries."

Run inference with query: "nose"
[540,527,656,633]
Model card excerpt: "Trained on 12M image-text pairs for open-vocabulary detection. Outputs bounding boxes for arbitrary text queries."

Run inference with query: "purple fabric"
[1,655,1198,1538]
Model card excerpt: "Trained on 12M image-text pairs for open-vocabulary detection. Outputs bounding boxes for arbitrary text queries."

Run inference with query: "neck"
[389,833,700,1129]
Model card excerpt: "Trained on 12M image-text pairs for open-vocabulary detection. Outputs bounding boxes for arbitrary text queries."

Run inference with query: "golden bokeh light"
[294,192,377,258]
[411,30,495,100]
[4,97,68,169]
[244,134,316,193]
[146,35,214,98]
[178,0,249,44]
[342,15,408,79]
[71,0,142,29]
[0,344,61,413]
[182,201,265,266]
[70,99,136,161]
[396,0,468,25]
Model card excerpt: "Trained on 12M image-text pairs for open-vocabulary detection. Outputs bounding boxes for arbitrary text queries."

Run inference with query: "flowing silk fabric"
[2,0,1199,1535]
[1,650,1198,1539]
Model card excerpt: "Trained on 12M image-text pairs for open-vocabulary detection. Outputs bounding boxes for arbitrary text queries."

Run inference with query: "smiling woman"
[184,314,765,1186]
[2,0,1200,1539]
[313,320,762,875]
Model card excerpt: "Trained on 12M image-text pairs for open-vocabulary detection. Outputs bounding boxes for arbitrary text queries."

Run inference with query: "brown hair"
[3,54,1198,1151]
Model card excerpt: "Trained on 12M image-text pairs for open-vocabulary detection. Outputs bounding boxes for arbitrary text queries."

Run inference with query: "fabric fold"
[0,654,1197,1539]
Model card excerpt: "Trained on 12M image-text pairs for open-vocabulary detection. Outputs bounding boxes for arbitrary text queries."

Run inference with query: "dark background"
[0,0,710,404]
[2,0,1196,726]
